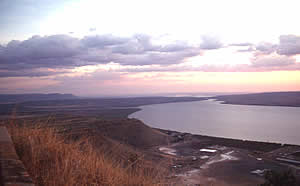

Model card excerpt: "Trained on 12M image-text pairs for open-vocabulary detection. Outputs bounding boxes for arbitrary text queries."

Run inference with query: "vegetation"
[7,123,168,186]
[261,170,299,186]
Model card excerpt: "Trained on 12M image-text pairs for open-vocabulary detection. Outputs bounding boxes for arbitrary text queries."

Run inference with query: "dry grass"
[7,123,169,186]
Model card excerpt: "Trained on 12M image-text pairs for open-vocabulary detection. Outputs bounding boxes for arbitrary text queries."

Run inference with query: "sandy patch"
[200,151,238,169]
[159,147,177,156]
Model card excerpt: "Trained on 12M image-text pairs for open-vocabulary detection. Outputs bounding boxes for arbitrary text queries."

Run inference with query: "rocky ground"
[154,130,300,185]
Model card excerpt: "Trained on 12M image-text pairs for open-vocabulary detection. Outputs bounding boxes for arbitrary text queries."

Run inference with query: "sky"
[0,0,300,96]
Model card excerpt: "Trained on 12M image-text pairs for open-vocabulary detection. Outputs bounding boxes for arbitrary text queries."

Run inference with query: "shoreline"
[217,101,300,108]
[155,127,299,149]
[152,126,300,185]
[127,99,300,146]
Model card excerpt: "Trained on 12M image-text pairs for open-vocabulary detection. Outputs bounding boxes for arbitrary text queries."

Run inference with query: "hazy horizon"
[1,0,300,95]
[0,91,248,97]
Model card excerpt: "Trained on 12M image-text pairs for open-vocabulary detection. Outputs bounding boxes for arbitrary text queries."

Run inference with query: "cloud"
[110,34,193,54]
[82,34,129,48]
[251,54,296,68]
[237,46,255,53]
[110,48,201,66]
[49,69,123,95]
[200,35,223,50]
[111,34,157,54]
[0,34,203,77]
[277,35,300,55]
[229,42,253,47]
[0,35,85,73]
[2,33,299,78]
[254,42,277,55]
[0,68,66,77]
[234,35,300,57]
[0,44,4,53]
[116,52,300,73]
[79,34,202,66]
[2,35,81,59]
[89,28,96,32]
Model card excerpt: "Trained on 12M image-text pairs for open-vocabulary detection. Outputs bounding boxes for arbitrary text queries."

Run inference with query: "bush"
[261,169,298,186]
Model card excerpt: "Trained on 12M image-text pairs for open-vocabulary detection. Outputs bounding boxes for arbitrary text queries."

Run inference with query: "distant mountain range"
[1,91,300,106]
[0,93,78,103]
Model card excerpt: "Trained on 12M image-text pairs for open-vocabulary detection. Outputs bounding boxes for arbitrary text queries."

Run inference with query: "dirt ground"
[153,130,300,186]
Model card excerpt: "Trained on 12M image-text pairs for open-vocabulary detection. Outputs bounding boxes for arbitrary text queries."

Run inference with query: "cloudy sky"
[1,0,300,96]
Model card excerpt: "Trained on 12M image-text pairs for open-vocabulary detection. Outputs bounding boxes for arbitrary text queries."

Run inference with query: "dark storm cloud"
[277,35,300,55]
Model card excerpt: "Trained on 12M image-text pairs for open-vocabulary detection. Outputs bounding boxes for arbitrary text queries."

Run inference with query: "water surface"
[129,100,300,145]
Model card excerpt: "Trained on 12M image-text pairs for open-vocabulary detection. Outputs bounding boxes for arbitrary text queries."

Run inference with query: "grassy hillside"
[7,122,170,186]
[92,118,171,149]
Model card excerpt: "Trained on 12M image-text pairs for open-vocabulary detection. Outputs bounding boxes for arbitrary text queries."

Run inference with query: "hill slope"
[215,92,300,107]
[0,93,77,103]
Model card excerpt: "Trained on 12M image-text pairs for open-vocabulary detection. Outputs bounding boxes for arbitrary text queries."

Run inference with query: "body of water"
[129,100,300,145]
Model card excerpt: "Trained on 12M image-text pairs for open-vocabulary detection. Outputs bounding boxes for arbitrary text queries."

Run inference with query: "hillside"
[0,93,77,103]
[4,112,300,185]
[215,92,300,107]
[0,96,208,116]
[6,122,168,186]
[92,119,171,149]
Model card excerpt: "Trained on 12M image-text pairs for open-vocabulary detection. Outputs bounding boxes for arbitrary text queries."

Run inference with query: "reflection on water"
[129,100,300,145]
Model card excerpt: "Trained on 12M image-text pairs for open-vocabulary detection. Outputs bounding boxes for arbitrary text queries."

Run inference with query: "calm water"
[129,100,300,145]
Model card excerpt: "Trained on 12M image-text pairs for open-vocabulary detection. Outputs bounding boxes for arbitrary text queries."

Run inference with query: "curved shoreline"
[129,99,300,146]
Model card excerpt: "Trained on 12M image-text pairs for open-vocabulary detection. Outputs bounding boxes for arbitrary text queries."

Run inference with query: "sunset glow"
[1,0,300,96]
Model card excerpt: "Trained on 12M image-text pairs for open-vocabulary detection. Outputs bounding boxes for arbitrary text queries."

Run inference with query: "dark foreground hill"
[6,120,169,186]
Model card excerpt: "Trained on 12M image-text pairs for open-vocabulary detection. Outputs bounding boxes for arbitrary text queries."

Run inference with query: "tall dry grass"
[7,123,169,186]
